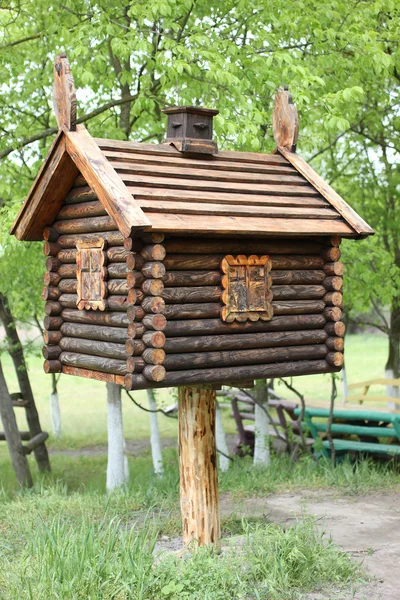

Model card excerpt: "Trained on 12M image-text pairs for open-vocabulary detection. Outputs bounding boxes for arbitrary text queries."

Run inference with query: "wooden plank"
[95,137,291,165]
[347,378,400,389]
[145,213,354,236]
[104,149,297,174]
[125,187,328,207]
[62,365,125,385]
[10,131,79,241]
[277,146,374,236]
[122,174,318,196]
[110,161,307,185]
[137,199,338,219]
[64,125,151,236]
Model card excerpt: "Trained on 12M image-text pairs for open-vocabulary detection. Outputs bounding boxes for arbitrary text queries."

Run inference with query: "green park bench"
[293,407,400,458]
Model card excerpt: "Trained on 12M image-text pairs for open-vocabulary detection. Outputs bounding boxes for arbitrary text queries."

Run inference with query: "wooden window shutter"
[221,255,273,322]
[76,239,107,310]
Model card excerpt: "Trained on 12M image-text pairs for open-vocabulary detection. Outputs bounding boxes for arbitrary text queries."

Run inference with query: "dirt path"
[220,490,400,600]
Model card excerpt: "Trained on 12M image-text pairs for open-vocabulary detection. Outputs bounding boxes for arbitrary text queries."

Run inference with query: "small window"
[221,255,273,322]
[76,239,107,310]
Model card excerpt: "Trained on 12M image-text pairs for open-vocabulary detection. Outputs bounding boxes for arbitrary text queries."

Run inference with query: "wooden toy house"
[10,54,373,546]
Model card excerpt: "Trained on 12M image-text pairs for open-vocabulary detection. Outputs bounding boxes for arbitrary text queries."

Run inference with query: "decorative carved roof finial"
[53,53,76,131]
[272,86,299,152]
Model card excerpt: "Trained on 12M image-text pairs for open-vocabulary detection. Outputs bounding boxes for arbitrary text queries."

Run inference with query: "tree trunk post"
[106,382,129,491]
[146,389,163,475]
[0,360,33,488]
[178,385,220,548]
[0,293,50,472]
[50,373,62,438]
[253,379,270,466]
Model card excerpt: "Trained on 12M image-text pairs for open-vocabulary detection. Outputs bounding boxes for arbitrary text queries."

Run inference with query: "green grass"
[0,480,363,600]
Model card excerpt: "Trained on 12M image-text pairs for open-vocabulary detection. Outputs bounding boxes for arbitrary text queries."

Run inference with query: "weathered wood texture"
[42,189,345,387]
[179,386,220,547]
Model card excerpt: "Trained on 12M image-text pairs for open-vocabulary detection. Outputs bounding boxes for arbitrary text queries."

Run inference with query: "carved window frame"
[76,238,107,311]
[221,254,273,323]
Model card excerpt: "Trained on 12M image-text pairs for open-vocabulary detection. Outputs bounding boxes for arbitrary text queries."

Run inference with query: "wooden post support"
[178,385,220,548]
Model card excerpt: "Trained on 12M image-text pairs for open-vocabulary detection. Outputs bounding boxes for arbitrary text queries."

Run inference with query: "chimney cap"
[162,105,219,117]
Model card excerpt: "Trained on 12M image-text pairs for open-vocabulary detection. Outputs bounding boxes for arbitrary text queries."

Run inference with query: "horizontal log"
[142,348,166,365]
[62,365,125,385]
[44,330,62,345]
[323,262,344,276]
[60,336,127,360]
[45,301,62,316]
[141,232,165,244]
[60,322,128,344]
[44,360,62,374]
[59,279,77,294]
[142,331,166,348]
[43,226,59,242]
[141,244,166,261]
[161,286,222,304]
[325,321,345,337]
[72,174,87,188]
[44,272,60,286]
[125,339,146,356]
[107,246,131,263]
[44,316,62,330]
[127,306,145,321]
[57,249,77,264]
[57,200,107,220]
[60,351,128,375]
[42,286,60,301]
[272,300,325,315]
[165,314,326,337]
[126,271,145,288]
[124,359,336,390]
[65,185,96,204]
[326,352,344,367]
[126,253,145,271]
[42,345,61,360]
[142,314,167,331]
[321,247,341,262]
[323,276,343,291]
[127,323,146,338]
[271,285,326,300]
[58,264,77,278]
[164,303,221,320]
[323,292,343,307]
[144,365,166,382]
[141,296,165,314]
[61,308,128,327]
[163,254,324,271]
[162,271,221,287]
[108,279,130,295]
[54,215,117,235]
[0,431,31,441]
[326,337,344,352]
[46,257,61,271]
[141,261,166,279]
[329,235,341,247]
[164,238,323,255]
[58,231,123,248]
[59,294,129,312]
[124,237,142,252]
[43,241,60,256]
[323,307,342,322]
[164,344,328,371]
[126,356,145,373]
[142,279,164,296]
[271,269,325,285]
[165,328,328,353]
[108,263,129,279]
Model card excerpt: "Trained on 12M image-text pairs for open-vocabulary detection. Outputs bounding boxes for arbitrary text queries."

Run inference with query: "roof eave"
[276,146,374,238]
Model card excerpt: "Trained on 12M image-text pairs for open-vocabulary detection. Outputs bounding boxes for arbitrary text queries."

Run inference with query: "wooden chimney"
[162,105,219,154]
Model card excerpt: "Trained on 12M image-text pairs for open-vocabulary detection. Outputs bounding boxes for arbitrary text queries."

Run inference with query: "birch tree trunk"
[146,389,163,475]
[106,382,129,491]
[215,400,230,472]
[50,374,61,438]
[253,379,270,467]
